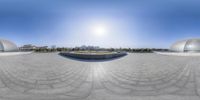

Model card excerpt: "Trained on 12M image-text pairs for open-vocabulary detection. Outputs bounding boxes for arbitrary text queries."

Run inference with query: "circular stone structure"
[0,39,18,52]
[170,38,200,52]
[60,51,127,60]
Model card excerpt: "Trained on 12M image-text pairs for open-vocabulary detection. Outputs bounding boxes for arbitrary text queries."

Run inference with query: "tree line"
[33,47,168,53]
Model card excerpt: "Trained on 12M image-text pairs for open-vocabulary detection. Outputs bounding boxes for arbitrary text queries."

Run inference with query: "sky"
[0,0,200,48]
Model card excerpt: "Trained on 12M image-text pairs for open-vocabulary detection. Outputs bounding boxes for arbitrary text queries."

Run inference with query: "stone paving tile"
[0,53,199,100]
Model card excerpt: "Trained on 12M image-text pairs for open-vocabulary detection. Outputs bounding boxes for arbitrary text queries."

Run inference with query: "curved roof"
[170,38,200,52]
[0,39,18,52]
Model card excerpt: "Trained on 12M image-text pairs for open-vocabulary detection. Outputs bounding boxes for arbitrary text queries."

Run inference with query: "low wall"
[154,51,200,56]
[60,52,127,60]
[0,52,32,56]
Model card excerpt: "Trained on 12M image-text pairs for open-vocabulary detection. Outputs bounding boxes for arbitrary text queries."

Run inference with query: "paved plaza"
[0,53,200,100]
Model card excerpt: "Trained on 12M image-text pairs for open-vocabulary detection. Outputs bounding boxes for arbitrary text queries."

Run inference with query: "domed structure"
[170,39,200,52]
[0,39,18,52]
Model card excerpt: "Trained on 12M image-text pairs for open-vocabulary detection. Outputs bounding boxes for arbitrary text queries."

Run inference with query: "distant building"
[19,44,37,51]
[38,46,48,49]
[76,45,100,50]
[0,39,18,52]
[51,45,56,49]
[20,44,48,51]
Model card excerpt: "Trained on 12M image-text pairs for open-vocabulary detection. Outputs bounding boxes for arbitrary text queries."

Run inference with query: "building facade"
[170,39,200,52]
[0,39,18,52]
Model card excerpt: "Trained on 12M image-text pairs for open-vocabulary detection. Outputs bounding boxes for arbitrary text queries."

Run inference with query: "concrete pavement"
[0,53,199,100]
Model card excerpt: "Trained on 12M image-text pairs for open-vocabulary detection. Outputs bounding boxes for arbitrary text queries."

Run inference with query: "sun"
[92,24,107,36]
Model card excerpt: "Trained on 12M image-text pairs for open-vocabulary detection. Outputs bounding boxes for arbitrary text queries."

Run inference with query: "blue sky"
[0,0,200,48]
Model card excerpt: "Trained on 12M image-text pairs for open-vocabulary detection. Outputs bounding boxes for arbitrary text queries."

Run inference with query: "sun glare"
[92,24,107,36]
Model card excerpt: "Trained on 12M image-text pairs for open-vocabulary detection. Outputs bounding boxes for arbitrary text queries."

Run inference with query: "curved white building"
[170,39,200,52]
[0,39,18,52]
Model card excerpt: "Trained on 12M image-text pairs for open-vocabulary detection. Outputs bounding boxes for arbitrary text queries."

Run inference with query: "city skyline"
[1,0,200,48]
